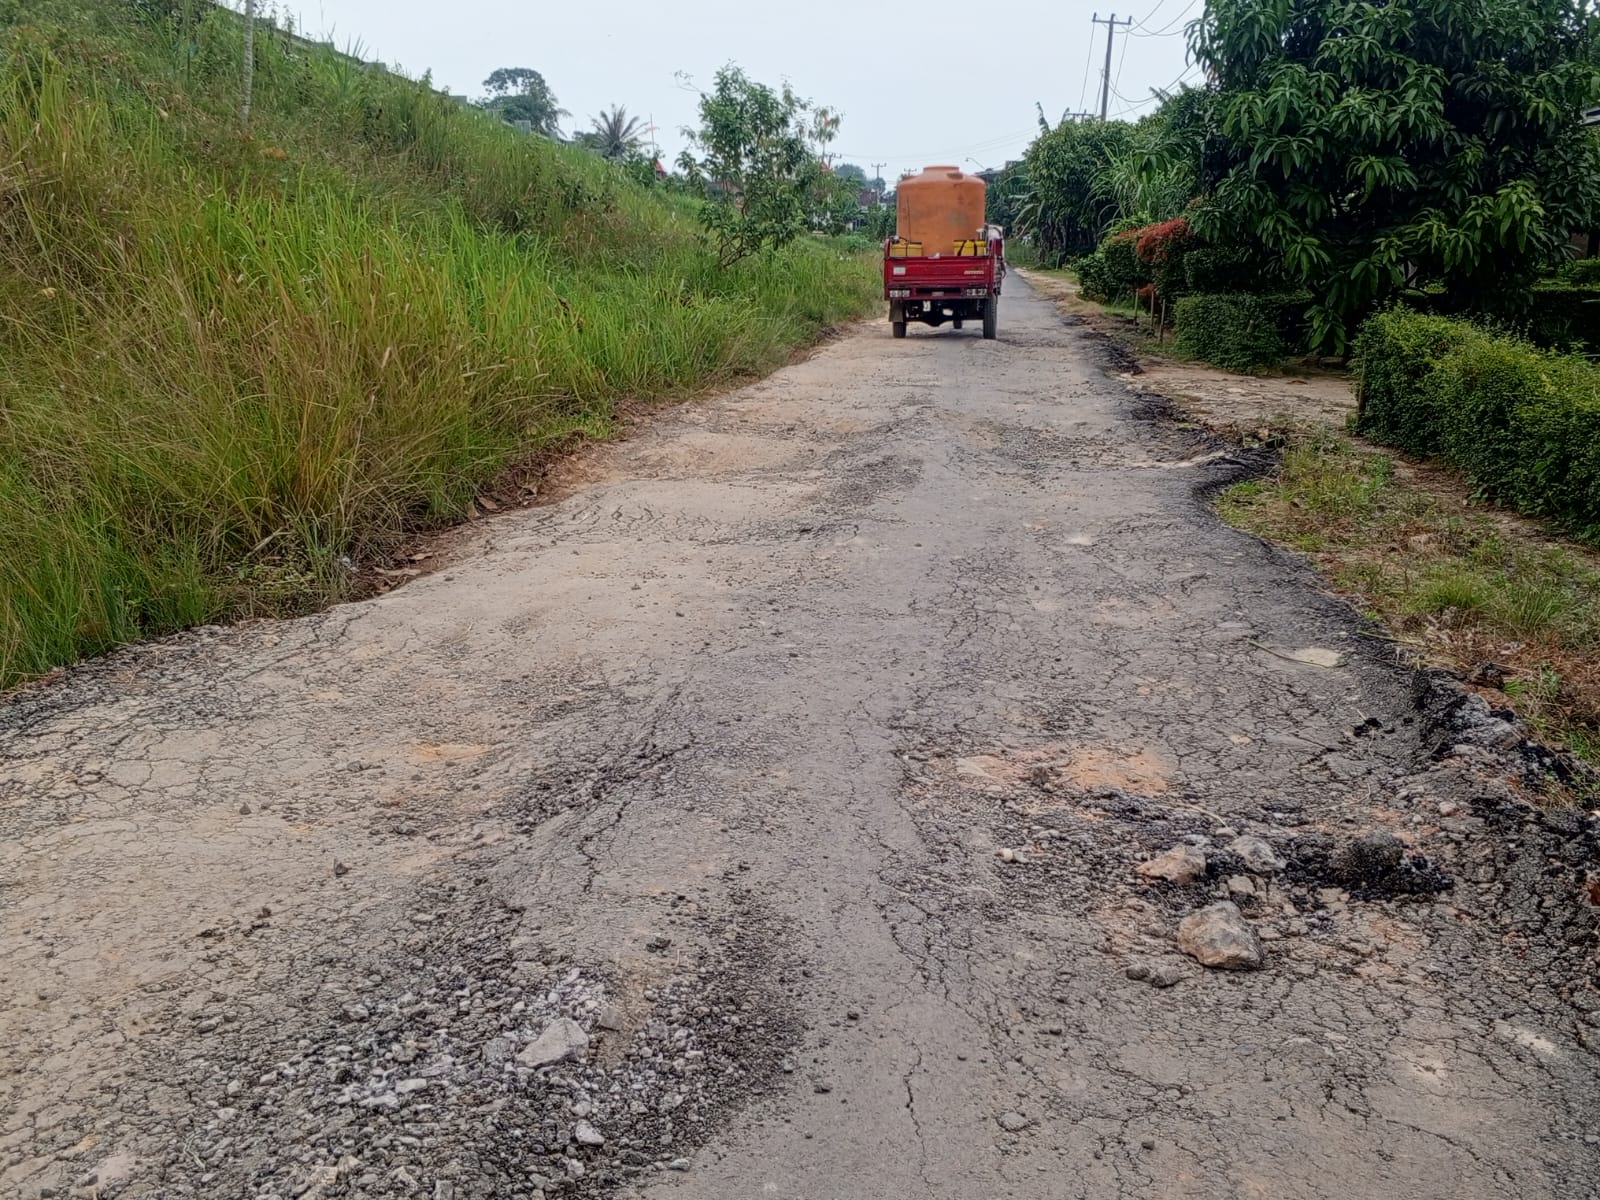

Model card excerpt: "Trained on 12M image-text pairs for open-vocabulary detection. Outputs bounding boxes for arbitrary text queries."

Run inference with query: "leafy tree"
[678,65,832,266]
[479,66,566,137]
[810,106,842,164]
[580,104,647,160]
[810,170,865,234]
[817,163,873,231]
[1021,119,1135,264]
[1097,88,1216,223]
[843,164,888,199]
[862,204,896,240]
[1191,0,1600,352]
[985,160,1031,232]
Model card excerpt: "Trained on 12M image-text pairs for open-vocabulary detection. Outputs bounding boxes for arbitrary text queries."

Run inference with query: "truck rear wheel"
[982,296,998,340]
[892,321,907,339]
[953,319,964,330]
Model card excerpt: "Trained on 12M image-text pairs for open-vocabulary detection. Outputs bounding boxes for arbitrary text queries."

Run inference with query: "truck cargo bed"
[883,236,1005,339]
[883,247,1002,301]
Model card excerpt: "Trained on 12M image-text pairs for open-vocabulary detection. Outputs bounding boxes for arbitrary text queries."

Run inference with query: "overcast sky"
[282,0,1199,175]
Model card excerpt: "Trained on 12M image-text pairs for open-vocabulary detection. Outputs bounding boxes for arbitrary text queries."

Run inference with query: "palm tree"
[585,105,647,161]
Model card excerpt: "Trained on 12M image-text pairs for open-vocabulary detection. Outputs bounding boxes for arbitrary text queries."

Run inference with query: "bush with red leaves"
[1135,218,1192,265]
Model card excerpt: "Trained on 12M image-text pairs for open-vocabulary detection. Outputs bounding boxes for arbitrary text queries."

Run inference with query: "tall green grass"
[0,2,878,686]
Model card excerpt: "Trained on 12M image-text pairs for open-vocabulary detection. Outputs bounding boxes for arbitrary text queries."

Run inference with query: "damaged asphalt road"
[2,278,1598,1199]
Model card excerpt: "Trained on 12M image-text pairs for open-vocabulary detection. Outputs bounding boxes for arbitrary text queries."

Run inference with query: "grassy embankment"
[0,1,878,687]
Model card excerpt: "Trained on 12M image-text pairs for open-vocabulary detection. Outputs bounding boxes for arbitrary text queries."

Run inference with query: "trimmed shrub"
[1134,217,1190,262]
[1134,217,1193,299]
[1353,310,1600,542]
[1352,309,1487,454]
[1558,256,1600,284]
[1425,338,1600,542]
[1101,228,1150,299]
[1174,293,1288,371]
[1527,283,1600,352]
[1073,250,1112,301]
[1183,244,1281,294]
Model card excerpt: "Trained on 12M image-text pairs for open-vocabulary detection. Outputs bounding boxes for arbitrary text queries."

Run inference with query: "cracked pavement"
[2,279,1598,1199]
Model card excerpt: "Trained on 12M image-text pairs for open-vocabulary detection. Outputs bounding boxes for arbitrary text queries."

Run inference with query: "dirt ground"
[1019,268,1358,434]
[2,278,1598,1200]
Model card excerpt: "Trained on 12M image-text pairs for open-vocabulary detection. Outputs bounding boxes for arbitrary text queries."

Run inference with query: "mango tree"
[1191,0,1600,352]
[677,66,832,266]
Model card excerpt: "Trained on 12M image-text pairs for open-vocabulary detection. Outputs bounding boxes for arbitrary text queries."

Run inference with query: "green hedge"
[1557,257,1600,284]
[1351,309,1486,454]
[1074,250,1112,301]
[1427,339,1600,540]
[1101,230,1150,298]
[1358,283,1600,354]
[1527,283,1600,352]
[1174,293,1305,371]
[1182,245,1285,294]
[1354,310,1600,541]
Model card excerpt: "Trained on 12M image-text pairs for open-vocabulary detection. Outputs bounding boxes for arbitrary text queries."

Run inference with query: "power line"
[1110,84,1160,114]
[1153,63,1205,94]
[1130,0,1199,37]
[1111,70,1199,108]
[1111,16,1132,117]
[1076,23,1097,114]
[830,127,1040,164]
[1111,64,1204,112]
[1130,0,1173,32]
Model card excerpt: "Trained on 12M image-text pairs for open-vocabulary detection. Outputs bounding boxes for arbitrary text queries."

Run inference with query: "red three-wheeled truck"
[882,164,1005,340]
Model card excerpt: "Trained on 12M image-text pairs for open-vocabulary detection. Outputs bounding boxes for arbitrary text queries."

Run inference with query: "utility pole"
[870,161,887,204]
[1091,12,1133,120]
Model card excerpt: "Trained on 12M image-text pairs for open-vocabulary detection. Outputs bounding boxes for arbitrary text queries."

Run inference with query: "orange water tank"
[896,165,986,256]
